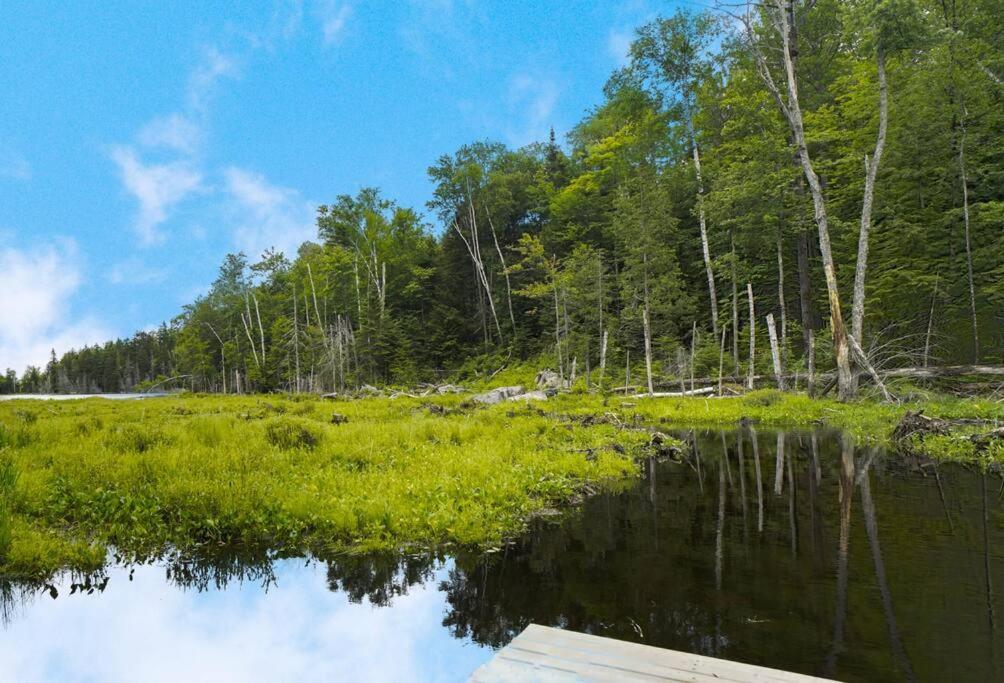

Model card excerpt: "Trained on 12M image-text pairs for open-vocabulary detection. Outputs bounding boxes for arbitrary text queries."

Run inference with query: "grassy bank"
[0,395,652,580]
[1,389,1000,582]
[548,389,1004,463]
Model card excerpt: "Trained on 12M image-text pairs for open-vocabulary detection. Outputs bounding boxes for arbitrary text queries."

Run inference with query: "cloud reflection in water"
[0,559,491,683]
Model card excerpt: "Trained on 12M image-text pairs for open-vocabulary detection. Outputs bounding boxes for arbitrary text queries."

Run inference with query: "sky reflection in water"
[1,559,490,682]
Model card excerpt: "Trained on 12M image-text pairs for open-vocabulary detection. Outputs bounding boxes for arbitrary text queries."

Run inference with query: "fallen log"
[881,365,1004,378]
[632,387,716,399]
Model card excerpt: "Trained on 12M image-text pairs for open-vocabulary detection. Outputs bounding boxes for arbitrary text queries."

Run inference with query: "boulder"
[435,384,464,394]
[511,390,548,402]
[535,369,567,391]
[472,385,525,405]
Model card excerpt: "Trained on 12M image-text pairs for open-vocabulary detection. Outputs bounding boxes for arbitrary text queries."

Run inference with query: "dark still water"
[2,428,1002,682]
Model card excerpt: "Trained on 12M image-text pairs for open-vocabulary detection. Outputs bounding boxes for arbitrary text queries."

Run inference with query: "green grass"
[549,389,1004,448]
[0,394,652,581]
[1,388,1000,583]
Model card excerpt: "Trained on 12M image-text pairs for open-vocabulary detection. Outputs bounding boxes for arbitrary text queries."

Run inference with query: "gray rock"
[436,384,464,394]
[472,385,525,405]
[535,369,567,391]
[511,390,548,402]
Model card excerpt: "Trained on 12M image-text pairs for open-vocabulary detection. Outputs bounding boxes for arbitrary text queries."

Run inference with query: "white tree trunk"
[747,283,756,390]
[767,313,786,391]
[851,46,889,346]
[692,137,719,338]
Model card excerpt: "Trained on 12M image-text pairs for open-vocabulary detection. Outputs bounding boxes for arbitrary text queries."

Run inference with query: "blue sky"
[0,0,674,372]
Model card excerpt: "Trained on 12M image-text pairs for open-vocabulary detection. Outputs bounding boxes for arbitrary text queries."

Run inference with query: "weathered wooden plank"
[470,624,835,683]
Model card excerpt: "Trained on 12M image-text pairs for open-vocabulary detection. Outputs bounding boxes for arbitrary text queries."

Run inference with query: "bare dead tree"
[737,0,855,399]
[767,313,786,390]
[851,44,890,353]
[642,253,655,397]
[485,210,517,340]
[747,283,756,390]
[959,110,980,362]
[203,322,227,394]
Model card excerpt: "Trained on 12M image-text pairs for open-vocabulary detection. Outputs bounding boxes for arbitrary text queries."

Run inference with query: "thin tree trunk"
[924,276,939,368]
[796,230,816,395]
[486,210,517,340]
[553,283,564,381]
[692,133,719,338]
[241,294,260,369]
[731,231,740,372]
[204,323,226,394]
[717,320,727,395]
[599,329,608,391]
[851,45,889,350]
[253,293,266,366]
[292,284,300,392]
[776,222,788,379]
[747,283,756,390]
[959,114,979,362]
[643,255,654,397]
[690,320,698,392]
[625,350,630,396]
[767,313,786,390]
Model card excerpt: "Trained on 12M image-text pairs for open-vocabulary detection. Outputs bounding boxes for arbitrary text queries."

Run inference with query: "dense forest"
[5,0,1001,399]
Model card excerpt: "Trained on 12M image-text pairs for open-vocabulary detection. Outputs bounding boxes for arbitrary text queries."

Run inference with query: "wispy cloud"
[106,257,170,286]
[137,114,202,155]
[505,74,559,146]
[318,1,352,45]
[0,241,110,372]
[0,150,31,181]
[111,147,203,246]
[223,167,315,259]
[186,47,239,112]
[607,29,634,67]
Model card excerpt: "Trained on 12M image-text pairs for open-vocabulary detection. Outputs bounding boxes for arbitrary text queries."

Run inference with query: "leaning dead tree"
[739,0,855,399]
[452,194,504,345]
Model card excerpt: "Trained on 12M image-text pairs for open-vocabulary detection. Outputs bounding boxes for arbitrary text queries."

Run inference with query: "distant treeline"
[5,1,1001,398]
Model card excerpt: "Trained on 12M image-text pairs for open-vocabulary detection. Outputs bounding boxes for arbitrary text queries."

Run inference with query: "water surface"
[2,428,1001,682]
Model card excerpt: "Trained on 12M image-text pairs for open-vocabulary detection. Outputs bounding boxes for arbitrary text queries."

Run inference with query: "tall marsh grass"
[0,395,650,580]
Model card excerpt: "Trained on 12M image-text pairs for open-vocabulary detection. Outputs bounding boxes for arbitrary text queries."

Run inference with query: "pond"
[2,428,1001,682]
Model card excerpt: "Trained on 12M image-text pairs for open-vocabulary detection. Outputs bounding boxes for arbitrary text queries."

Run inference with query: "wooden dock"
[470,624,835,682]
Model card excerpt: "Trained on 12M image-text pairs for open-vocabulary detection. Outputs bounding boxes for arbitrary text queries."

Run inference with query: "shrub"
[265,418,322,450]
[744,389,783,407]
[0,456,18,562]
[0,423,35,449]
[106,425,170,453]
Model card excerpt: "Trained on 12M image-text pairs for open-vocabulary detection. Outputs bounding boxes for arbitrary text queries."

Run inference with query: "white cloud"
[318,1,352,45]
[137,114,202,155]
[0,242,110,372]
[505,74,559,146]
[0,561,490,682]
[186,47,239,111]
[0,150,31,181]
[223,167,315,259]
[111,146,203,246]
[607,29,633,67]
[106,257,169,285]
